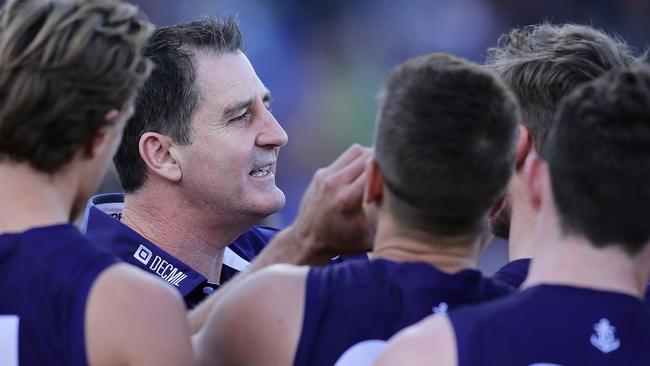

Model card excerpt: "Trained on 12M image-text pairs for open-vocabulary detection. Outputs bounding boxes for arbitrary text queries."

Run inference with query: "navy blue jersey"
[450,284,650,366]
[0,225,117,366]
[491,259,650,308]
[81,193,276,308]
[294,258,513,366]
[490,258,530,288]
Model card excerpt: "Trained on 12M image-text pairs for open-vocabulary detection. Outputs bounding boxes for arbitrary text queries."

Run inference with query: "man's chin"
[251,189,286,218]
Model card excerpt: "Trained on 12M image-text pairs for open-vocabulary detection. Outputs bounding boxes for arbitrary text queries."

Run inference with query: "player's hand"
[288,144,374,263]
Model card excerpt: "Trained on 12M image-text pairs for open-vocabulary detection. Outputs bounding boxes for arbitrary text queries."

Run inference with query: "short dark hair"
[487,23,643,156]
[547,67,650,255]
[0,0,152,173]
[114,16,243,192]
[374,52,520,237]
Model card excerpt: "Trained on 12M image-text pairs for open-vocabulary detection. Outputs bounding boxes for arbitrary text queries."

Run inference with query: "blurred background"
[95,0,650,273]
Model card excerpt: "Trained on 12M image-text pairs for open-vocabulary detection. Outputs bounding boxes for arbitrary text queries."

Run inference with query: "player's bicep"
[195,264,308,366]
[85,264,193,366]
[375,315,457,366]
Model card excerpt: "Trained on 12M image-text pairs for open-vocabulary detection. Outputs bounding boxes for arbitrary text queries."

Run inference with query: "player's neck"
[121,190,235,283]
[372,216,481,273]
[507,174,536,261]
[0,163,76,233]
[523,235,650,298]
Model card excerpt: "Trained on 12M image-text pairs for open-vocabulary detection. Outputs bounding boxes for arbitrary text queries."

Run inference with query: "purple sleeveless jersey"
[492,258,650,308]
[0,225,117,366]
[450,284,650,366]
[294,258,513,366]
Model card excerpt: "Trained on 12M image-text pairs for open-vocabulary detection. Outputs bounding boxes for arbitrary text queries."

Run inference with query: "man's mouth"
[249,164,272,177]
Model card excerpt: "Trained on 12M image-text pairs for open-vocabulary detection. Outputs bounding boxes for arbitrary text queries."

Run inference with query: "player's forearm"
[250,225,335,269]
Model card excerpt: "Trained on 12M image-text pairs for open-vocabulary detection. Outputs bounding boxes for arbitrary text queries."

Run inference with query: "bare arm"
[193,264,309,366]
[375,315,457,366]
[188,144,374,333]
[85,263,193,366]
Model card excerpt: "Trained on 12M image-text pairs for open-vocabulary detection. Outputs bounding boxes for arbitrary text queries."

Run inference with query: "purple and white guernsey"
[81,193,276,308]
[294,258,513,366]
[0,225,117,366]
[491,258,650,308]
[450,284,650,366]
[490,258,531,289]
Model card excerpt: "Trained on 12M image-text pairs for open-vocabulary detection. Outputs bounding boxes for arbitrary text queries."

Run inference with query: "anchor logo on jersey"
[590,318,620,354]
[432,302,448,315]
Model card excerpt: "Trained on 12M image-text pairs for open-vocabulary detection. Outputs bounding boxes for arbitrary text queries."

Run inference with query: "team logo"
[590,318,620,354]
[133,244,153,266]
[432,302,448,315]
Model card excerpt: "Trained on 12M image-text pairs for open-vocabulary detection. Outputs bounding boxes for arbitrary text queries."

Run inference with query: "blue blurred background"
[96,0,650,272]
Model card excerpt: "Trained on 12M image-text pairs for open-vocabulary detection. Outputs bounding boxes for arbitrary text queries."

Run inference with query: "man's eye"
[230,111,252,123]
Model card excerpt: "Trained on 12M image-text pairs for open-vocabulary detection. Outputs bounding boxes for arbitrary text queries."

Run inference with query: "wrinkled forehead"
[192,51,269,114]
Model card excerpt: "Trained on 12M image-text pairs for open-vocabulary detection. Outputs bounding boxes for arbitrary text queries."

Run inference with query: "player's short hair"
[486,23,643,156]
[114,16,243,193]
[374,52,520,237]
[0,0,152,173]
[547,67,650,255]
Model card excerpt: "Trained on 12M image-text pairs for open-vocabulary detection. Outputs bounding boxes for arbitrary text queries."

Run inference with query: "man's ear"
[83,109,120,158]
[515,124,533,171]
[523,150,549,212]
[139,132,182,182]
[363,158,383,206]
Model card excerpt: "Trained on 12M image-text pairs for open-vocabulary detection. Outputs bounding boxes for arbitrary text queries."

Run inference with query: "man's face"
[176,51,288,222]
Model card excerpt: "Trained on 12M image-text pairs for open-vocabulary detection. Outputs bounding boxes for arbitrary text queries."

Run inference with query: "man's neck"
[371,216,482,274]
[507,174,537,261]
[121,190,248,283]
[0,163,75,233]
[523,235,650,299]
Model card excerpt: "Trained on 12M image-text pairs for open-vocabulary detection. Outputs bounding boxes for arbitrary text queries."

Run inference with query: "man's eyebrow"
[223,98,254,119]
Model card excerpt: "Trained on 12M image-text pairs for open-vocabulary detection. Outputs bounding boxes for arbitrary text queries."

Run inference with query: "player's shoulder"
[215,263,310,321]
[85,263,192,365]
[376,315,456,366]
[242,263,310,294]
[92,262,182,302]
[197,264,309,365]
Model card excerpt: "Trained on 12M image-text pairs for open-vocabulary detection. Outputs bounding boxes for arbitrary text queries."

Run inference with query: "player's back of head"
[487,23,643,154]
[546,67,650,255]
[114,16,243,193]
[374,52,520,238]
[0,0,152,173]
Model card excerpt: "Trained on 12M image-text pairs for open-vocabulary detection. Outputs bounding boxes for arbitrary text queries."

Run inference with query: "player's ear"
[83,109,121,159]
[364,158,383,206]
[139,132,182,183]
[523,150,548,212]
[515,124,533,171]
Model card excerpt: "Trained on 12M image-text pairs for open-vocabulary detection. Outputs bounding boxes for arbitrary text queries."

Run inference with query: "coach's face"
[177,51,287,221]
